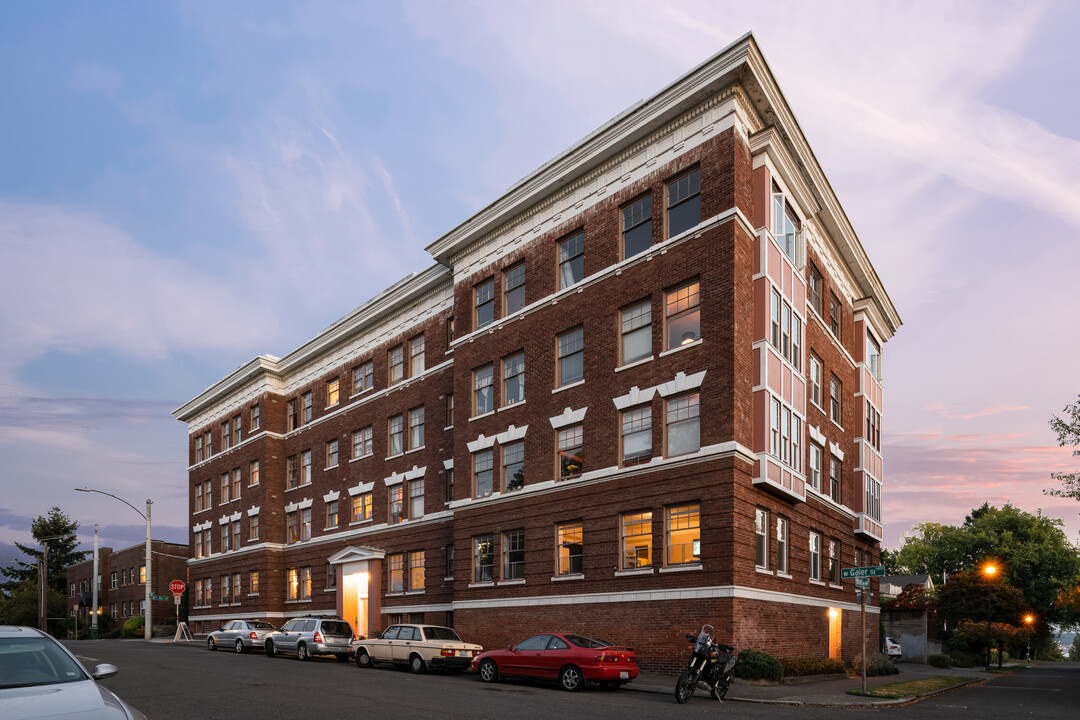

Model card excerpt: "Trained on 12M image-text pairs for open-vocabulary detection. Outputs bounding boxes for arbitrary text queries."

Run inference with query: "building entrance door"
[342,570,369,638]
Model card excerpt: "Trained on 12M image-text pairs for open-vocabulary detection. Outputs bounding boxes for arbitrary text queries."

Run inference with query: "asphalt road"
[64,640,1080,720]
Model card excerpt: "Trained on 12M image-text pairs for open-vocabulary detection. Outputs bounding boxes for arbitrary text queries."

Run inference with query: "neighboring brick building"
[66,541,190,633]
[173,34,900,671]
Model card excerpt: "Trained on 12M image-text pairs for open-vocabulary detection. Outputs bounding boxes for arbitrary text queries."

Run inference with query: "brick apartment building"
[66,540,190,632]
[173,33,900,671]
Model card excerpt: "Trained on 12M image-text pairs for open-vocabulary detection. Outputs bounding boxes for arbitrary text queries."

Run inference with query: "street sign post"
[841,565,884,579]
[840,566,883,695]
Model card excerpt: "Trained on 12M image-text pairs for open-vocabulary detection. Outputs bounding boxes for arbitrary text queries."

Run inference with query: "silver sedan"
[207,620,280,653]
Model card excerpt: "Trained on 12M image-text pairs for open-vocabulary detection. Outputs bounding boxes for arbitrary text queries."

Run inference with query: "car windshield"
[320,621,352,637]
[564,635,611,648]
[422,627,462,642]
[249,621,276,629]
[0,637,88,689]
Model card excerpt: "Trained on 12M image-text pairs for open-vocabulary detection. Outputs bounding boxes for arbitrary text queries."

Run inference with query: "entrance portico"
[328,546,384,639]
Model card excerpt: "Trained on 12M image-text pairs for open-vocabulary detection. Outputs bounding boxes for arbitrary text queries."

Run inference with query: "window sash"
[502,441,525,492]
[473,536,493,583]
[622,196,652,259]
[474,450,494,497]
[666,504,700,566]
[754,508,768,569]
[665,281,700,349]
[503,530,525,580]
[558,426,584,479]
[666,394,700,457]
[503,353,525,405]
[557,328,584,386]
[410,335,425,376]
[621,407,652,465]
[559,232,585,288]
[621,512,652,570]
[556,522,583,576]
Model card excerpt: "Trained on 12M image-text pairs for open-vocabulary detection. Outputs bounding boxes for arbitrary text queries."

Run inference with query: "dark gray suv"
[265,617,354,662]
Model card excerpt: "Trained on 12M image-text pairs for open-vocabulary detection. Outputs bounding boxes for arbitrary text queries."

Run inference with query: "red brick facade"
[174,36,899,671]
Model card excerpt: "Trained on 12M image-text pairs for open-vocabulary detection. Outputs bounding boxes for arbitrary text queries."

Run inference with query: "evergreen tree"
[0,507,87,595]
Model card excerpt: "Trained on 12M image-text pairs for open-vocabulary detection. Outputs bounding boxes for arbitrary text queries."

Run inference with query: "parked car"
[884,636,902,661]
[355,624,482,673]
[471,632,638,691]
[206,619,280,653]
[0,625,146,719]
[265,617,354,662]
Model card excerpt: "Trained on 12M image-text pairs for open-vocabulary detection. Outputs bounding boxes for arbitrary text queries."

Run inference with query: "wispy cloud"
[924,403,1030,421]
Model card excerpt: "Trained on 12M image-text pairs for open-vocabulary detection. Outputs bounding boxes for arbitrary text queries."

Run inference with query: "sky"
[2,0,1079,566]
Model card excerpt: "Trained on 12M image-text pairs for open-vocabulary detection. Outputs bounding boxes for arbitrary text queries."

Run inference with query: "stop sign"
[169,580,186,594]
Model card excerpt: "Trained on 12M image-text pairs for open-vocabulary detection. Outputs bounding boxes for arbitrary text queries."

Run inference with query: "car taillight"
[441,649,456,657]
[594,654,619,663]
[249,632,258,640]
[314,631,323,643]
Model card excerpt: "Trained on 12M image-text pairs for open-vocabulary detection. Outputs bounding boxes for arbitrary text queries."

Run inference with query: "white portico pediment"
[328,545,386,565]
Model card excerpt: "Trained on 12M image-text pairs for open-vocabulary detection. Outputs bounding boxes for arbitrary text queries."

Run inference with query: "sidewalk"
[626,661,1003,706]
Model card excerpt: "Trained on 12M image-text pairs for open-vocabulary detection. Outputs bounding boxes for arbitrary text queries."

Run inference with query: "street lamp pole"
[983,563,997,672]
[1024,615,1034,662]
[76,488,153,642]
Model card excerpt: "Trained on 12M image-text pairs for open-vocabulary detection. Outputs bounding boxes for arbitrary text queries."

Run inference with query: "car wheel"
[409,654,426,674]
[297,643,309,661]
[559,665,584,692]
[265,641,275,658]
[207,637,216,651]
[478,659,499,683]
[355,648,373,668]
[235,639,245,654]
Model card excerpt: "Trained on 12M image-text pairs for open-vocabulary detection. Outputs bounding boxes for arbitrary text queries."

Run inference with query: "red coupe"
[471,633,638,691]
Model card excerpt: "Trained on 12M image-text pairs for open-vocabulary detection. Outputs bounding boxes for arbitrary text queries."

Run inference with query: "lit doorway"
[828,608,842,660]
[328,546,385,639]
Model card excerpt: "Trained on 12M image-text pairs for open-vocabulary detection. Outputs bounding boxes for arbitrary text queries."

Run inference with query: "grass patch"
[847,676,977,699]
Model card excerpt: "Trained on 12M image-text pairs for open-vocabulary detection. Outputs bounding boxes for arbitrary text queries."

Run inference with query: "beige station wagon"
[354,624,482,673]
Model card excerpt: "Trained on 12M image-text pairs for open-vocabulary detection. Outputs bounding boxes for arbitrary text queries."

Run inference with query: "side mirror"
[92,664,119,680]
[508,643,515,651]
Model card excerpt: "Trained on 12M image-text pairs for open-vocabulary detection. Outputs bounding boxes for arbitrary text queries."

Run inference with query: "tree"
[1047,395,1080,502]
[0,507,87,596]
[937,570,1026,630]
[888,521,980,585]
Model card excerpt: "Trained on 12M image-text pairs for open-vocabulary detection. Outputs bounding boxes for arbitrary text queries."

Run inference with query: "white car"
[354,624,482,673]
[883,636,902,661]
[0,625,146,719]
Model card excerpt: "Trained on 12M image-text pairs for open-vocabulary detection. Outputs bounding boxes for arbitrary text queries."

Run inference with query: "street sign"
[169,579,186,594]
[855,577,870,589]
[841,565,884,579]
[151,595,169,601]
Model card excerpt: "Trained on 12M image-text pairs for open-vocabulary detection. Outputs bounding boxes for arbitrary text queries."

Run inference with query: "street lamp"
[76,488,152,642]
[983,562,997,672]
[1024,615,1034,662]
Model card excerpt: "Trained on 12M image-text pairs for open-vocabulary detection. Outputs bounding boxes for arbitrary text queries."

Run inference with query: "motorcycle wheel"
[675,668,698,704]
[711,676,730,702]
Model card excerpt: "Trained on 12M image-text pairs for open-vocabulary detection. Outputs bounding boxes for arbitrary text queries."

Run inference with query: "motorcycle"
[674,624,737,704]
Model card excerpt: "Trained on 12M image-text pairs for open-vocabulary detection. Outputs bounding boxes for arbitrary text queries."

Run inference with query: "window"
[327,378,340,406]
[302,392,312,424]
[353,426,373,458]
[353,361,373,394]
[808,441,823,492]
[754,508,768,569]
[288,567,311,601]
[446,545,455,579]
[445,393,454,428]
[666,393,700,457]
[621,406,652,466]
[665,280,700,349]
[809,354,822,408]
[770,399,801,471]
[865,476,882,522]
[809,532,822,581]
[110,572,117,589]
[503,441,524,492]
[475,279,495,329]
[287,399,299,431]
[474,365,494,415]
[557,327,584,386]
[776,516,789,574]
[409,550,425,591]
[829,292,841,339]
[559,231,584,289]
[808,263,823,316]
[326,564,337,591]
[221,524,230,553]
[867,333,881,380]
[503,529,525,580]
[231,468,241,500]
[249,459,260,486]
[830,455,842,503]
[388,553,403,592]
[195,435,203,463]
[222,421,230,450]
[232,520,241,551]
[287,512,299,544]
[301,508,311,541]
[140,565,146,584]
[621,511,652,570]
[300,450,311,485]
[474,449,493,498]
[772,187,800,263]
[444,469,454,504]
[770,289,800,369]
[558,425,583,479]
[409,479,424,519]
[251,404,260,430]
[195,483,204,511]
[249,514,259,541]
[388,414,404,456]
[410,334,425,377]
[409,406,425,450]
[221,575,230,604]
[389,345,404,385]
[855,547,864,568]
[326,500,338,529]
[666,504,700,566]
[667,168,700,238]
[502,352,524,405]
[504,263,525,315]
[556,522,583,576]
[473,535,493,583]
[830,375,842,425]
[446,316,455,346]
[202,528,212,556]
[828,538,840,584]
[320,440,336,469]
[620,300,652,365]
[220,472,230,503]
[389,485,404,524]
[233,572,241,602]
[622,195,652,259]
[352,492,372,523]
[204,431,211,456]
[866,403,881,450]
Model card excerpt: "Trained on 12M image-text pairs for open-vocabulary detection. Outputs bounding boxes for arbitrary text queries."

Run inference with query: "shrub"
[780,657,847,677]
[927,653,951,668]
[852,652,900,676]
[120,615,144,639]
[735,649,784,681]
[946,649,978,667]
